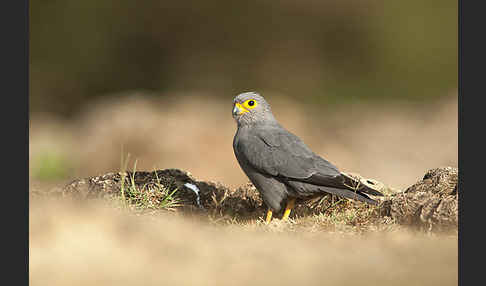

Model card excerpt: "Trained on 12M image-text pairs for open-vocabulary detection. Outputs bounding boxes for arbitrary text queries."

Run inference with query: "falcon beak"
[232,102,248,116]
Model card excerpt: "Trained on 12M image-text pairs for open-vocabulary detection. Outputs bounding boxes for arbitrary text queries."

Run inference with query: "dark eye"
[248,100,255,106]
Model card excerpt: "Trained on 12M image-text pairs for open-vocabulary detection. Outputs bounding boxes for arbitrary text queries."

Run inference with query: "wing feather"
[236,125,383,198]
[237,125,340,180]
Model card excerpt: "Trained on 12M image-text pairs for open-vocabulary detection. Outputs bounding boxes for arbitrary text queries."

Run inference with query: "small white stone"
[184,183,202,208]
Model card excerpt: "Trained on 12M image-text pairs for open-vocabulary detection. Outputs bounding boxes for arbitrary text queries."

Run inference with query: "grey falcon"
[232,91,384,223]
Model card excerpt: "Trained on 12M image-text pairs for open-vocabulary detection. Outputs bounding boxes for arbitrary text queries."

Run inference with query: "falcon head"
[232,92,277,126]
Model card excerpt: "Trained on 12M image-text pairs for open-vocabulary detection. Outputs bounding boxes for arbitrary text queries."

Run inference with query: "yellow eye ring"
[243,99,258,109]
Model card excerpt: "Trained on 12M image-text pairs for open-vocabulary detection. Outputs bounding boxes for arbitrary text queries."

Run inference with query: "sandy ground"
[30,197,457,286]
[29,91,457,191]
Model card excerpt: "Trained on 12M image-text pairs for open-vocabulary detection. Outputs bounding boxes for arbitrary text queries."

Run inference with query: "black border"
[459,0,484,285]
[2,0,29,284]
[458,0,462,283]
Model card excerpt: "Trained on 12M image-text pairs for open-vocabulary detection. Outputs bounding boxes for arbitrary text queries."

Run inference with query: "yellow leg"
[265,209,273,224]
[282,198,296,221]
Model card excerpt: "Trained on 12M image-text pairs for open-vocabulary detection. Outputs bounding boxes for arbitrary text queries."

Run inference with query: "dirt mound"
[60,167,458,231]
[383,167,458,232]
[61,169,265,220]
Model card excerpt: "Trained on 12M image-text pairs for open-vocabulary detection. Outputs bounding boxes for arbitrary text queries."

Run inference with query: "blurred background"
[29,2,458,284]
[29,0,457,190]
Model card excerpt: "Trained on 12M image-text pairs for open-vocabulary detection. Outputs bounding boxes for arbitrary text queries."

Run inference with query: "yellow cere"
[235,102,248,115]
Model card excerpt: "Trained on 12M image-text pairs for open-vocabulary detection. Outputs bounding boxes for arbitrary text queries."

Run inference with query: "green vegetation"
[32,151,71,181]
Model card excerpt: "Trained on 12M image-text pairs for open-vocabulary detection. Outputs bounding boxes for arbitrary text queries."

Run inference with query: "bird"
[231,91,384,223]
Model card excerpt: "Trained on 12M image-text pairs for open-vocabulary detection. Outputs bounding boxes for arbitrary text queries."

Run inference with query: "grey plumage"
[232,92,383,213]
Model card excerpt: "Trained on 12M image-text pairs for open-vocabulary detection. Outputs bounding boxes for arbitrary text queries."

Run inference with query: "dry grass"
[30,197,457,286]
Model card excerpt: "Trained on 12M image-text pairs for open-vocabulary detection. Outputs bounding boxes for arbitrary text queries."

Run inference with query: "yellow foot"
[265,209,273,224]
[281,198,296,221]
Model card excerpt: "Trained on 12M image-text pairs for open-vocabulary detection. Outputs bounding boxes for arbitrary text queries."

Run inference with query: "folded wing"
[236,125,383,202]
